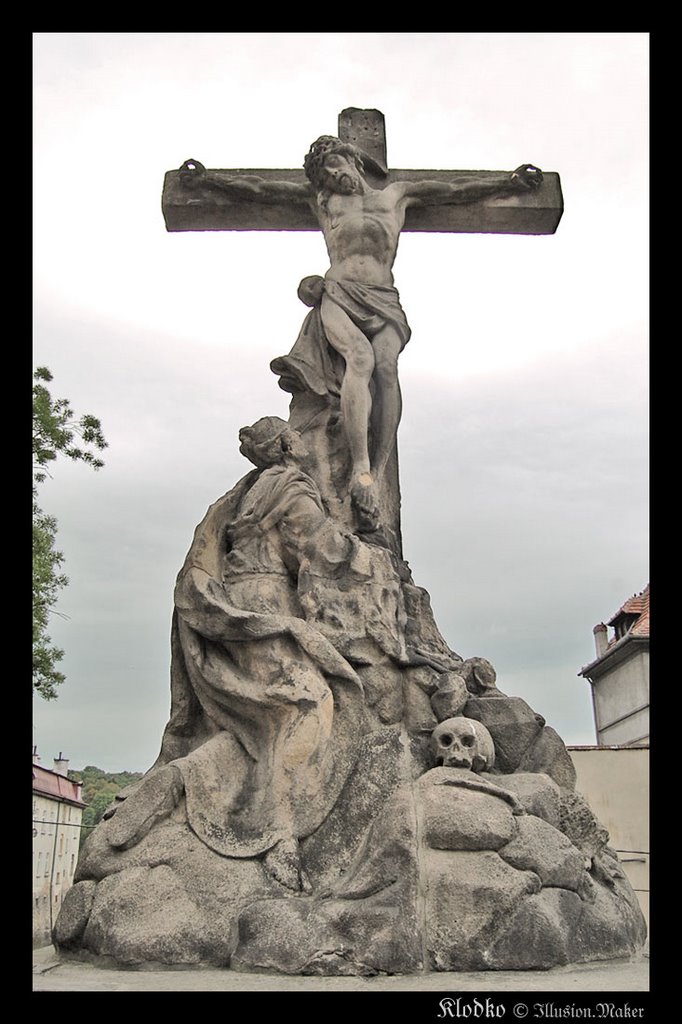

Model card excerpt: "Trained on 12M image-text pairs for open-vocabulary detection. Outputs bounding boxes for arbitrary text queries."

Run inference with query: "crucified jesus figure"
[180,137,542,531]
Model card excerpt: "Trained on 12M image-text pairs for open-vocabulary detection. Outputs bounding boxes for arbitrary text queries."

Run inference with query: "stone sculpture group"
[54,111,646,974]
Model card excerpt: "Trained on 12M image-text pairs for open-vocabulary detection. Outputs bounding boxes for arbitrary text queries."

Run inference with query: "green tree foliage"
[68,766,143,847]
[32,506,68,699]
[32,368,107,700]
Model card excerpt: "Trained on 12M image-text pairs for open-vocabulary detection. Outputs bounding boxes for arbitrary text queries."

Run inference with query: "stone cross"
[162,107,563,235]
[162,107,563,551]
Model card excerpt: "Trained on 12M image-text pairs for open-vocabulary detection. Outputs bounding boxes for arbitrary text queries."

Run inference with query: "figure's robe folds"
[155,466,366,858]
[270,276,411,399]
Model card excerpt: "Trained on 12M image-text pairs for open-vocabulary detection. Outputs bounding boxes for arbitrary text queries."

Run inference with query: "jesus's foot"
[264,837,312,893]
[351,473,380,533]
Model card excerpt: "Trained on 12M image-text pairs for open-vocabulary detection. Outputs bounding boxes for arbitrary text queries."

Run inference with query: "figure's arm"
[177,159,314,205]
[395,165,543,208]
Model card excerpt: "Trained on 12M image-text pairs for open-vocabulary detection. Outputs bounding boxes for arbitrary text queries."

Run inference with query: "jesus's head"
[304,136,365,194]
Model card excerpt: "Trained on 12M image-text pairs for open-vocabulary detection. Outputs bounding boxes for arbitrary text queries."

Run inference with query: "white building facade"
[32,751,86,948]
[569,744,649,929]
[573,585,650,931]
[579,585,649,746]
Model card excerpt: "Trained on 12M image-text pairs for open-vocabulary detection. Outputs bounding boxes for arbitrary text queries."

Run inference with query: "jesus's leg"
[370,327,403,483]
[320,296,379,526]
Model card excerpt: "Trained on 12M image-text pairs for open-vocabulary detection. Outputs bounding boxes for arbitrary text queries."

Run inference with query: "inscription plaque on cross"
[161,107,562,548]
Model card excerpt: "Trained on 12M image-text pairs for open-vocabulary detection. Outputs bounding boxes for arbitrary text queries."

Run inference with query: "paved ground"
[33,945,649,993]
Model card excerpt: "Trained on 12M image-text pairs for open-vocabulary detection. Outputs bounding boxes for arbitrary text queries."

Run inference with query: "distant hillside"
[68,765,144,845]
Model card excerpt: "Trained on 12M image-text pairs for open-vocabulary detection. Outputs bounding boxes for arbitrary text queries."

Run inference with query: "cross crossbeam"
[162,108,563,235]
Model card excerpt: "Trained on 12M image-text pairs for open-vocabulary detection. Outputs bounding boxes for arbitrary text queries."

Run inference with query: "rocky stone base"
[56,745,646,973]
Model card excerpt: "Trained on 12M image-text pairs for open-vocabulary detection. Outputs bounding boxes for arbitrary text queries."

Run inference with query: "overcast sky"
[33,32,648,773]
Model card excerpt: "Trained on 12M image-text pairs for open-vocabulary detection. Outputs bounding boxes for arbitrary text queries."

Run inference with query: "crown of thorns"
[303,136,364,185]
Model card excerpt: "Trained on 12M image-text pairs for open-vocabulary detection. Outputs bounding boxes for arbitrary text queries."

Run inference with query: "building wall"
[569,746,649,930]
[592,649,649,745]
[32,794,83,948]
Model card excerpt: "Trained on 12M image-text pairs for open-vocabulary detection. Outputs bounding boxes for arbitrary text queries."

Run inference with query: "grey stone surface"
[81,865,233,966]
[517,725,578,789]
[568,869,648,960]
[415,751,637,972]
[232,886,421,976]
[487,877,647,971]
[557,788,610,863]
[464,695,545,773]
[430,672,469,721]
[420,769,518,851]
[423,850,541,971]
[454,657,499,696]
[481,771,562,828]
[52,880,96,948]
[486,888,584,970]
[497,815,587,892]
[77,836,282,967]
[33,943,650,991]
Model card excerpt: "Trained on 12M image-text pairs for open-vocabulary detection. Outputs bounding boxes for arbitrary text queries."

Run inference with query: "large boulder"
[464,695,544,772]
[422,850,541,971]
[498,814,588,893]
[419,768,518,851]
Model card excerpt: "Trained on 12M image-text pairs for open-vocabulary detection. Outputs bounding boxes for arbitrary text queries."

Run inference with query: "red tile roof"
[608,583,649,622]
[606,584,650,643]
[579,585,650,678]
[32,764,86,806]
[630,607,649,638]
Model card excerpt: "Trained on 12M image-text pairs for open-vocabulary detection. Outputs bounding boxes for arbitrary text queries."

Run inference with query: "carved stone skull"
[430,716,496,773]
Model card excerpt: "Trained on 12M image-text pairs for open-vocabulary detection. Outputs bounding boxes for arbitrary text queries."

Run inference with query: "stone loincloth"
[323,278,411,349]
[271,276,411,398]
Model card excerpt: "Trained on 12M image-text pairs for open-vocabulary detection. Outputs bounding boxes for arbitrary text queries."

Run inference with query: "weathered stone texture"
[52,880,97,948]
[232,890,421,976]
[487,878,647,971]
[498,815,587,892]
[486,888,583,970]
[517,725,578,789]
[423,850,541,971]
[464,695,544,773]
[481,771,562,828]
[420,770,518,851]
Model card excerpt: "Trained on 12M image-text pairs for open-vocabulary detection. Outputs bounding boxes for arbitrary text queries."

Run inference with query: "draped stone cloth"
[153,465,367,859]
[270,276,411,399]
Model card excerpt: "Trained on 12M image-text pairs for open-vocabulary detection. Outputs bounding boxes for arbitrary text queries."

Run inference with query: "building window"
[613,613,639,640]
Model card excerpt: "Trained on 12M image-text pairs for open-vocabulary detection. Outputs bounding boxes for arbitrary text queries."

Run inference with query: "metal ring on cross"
[178,159,206,188]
